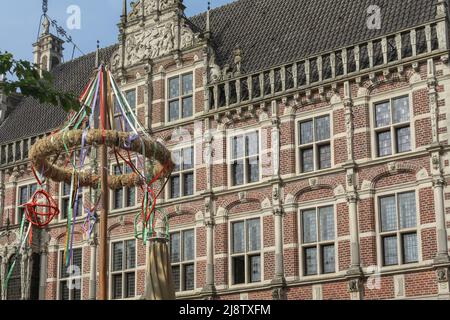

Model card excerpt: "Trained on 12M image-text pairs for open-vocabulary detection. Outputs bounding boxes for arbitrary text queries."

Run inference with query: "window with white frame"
[374,96,411,157]
[17,183,38,224]
[170,229,195,292]
[231,218,261,285]
[114,89,136,130]
[298,115,331,173]
[112,162,136,210]
[169,146,194,199]
[111,239,136,299]
[230,131,260,186]
[60,182,83,220]
[168,73,193,122]
[59,248,82,300]
[379,191,418,266]
[301,206,336,276]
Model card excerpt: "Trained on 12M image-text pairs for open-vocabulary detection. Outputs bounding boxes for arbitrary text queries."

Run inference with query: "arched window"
[6,255,21,300]
[30,253,41,300]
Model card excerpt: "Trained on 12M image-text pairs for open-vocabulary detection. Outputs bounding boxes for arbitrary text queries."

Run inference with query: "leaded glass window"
[347,48,356,73]
[229,80,237,105]
[379,192,418,266]
[298,115,331,173]
[416,28,427,55]
[240,78,249,101]
[170,229,195,292]
[112,162,136,210]
[387,36,398,62]
[374,96,411,157]
[111,240,136,299]
[168,73,193,121]
[114,89,136,130]
[6,255,21,300]
[373,40,383,66]
[59,249,82,300]
[322,55,332,80]
[61,182,83,219]
[431,24,439,51]
[297,62,306,86]
[263,72,271,95]
[18,183,37,224]
[170,146,194,198]
[285,65,294,90]
[301,206,336,276]
[231,218,261,285]
[274,68,282,92]
[335,52,344,76]
[231,132,259,186]
[252,74,261,98]
[310,58,319,83]
[0,145,6,164]
[401,32,412,58]
[218,84,226,108]
[360,44,370,70]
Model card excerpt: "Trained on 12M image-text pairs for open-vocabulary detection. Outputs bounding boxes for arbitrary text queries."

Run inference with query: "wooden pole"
[98,65,109,300]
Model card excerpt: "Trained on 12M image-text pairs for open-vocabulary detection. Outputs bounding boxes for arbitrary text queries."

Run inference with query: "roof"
[0,0,439,144]
[0,45,117,144]
[190,0,438,74]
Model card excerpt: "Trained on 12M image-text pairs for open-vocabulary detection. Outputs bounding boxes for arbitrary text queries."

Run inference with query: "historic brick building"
[1,0,450,300]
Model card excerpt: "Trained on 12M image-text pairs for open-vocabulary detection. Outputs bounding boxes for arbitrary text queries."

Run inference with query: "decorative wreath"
[29,129,174,189]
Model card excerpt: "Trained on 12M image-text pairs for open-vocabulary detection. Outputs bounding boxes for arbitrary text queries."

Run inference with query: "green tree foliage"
[0,52,79,111]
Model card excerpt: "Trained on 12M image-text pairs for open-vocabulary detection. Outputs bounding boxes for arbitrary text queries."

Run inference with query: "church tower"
[32,16,64,73]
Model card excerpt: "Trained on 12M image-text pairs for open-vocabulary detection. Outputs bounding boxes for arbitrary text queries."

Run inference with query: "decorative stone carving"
[126,22,176,65]
[309,178,318,188]
[272,287,286,300]
[334,185,345,196]
[387,161,398,174]
[285,193,294,204]
[436,268,449,283]
[261,198,271,209]
[238,191,246,203]
[180,23,194,49]
[348,278,361,293]
[272,187,279,201]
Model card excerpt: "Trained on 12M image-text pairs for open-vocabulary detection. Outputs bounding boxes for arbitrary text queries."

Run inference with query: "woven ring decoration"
[29,129,174,189]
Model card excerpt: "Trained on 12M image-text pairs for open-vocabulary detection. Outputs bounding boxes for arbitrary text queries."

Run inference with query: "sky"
[0,0,235,63]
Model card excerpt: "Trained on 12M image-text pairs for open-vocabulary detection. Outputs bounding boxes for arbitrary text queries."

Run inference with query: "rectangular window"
[111,240,136,299]
[112,162,136,210]
[298,116,331,173]
[169,146,194,199]
[231,218,261,285]
[168,73,193,122]
[231,132,260,186]
[18,183,38,224]
[301,206,336,276]
[59,248,82,300]
[113,89,136,130]
[170,229,195,292]
[1,145,6,164]
[61,182,83,220]
[379,192,418,266]
[374,96,411,157]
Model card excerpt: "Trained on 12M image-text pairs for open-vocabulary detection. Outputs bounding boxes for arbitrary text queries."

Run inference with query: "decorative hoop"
[30,129,174,189]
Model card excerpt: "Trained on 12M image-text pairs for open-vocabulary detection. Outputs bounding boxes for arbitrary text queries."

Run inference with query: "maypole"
[18,63,176,300]
[98,65,109,300]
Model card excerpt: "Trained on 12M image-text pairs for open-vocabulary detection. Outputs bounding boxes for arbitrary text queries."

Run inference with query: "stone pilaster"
[202,216,216,296]
[88,236,98,300]
[38,231,49,300]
